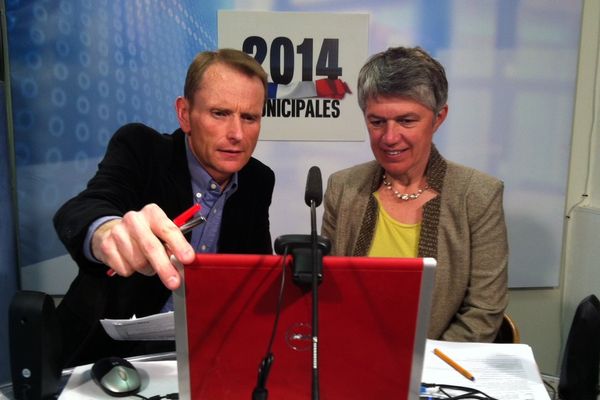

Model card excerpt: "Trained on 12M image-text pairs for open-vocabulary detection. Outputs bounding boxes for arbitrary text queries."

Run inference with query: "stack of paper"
[100,311,175,341]
[422,339,550,400]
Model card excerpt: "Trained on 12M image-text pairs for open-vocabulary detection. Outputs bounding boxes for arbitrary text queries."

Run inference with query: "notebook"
[173,254,436,400]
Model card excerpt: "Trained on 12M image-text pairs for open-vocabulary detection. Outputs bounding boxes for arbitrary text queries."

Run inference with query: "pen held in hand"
[106,204,205,277]
[173,203,201,227]
[433,348,475,381]
[178,214,207,235]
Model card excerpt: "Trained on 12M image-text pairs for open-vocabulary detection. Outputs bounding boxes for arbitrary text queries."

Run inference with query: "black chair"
[558,294,600,400]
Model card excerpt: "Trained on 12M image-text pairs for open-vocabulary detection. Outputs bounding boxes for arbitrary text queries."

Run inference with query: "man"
[53,49,274,367]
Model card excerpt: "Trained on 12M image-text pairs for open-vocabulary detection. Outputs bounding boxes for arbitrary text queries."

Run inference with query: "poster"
[218,10,369,141]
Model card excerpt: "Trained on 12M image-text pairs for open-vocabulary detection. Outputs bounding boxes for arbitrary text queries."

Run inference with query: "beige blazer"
[321,146,508,342]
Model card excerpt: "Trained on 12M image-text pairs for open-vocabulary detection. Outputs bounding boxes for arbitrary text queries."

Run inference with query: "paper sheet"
[421,339,550,400]
[100,311,175,341]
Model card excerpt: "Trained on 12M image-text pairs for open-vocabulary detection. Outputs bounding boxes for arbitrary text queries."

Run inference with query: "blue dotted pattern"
[6,0,221,265]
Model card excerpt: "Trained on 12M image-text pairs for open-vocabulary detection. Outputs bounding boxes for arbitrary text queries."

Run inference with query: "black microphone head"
[304,166,323,207]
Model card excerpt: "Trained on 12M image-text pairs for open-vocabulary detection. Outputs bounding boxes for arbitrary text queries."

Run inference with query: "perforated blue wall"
[6,0,220,268]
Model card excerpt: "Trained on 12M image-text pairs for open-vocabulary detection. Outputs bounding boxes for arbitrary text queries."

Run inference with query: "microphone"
[305,166,323,208]
[274,166,329,286]
[271,166,331,399]
[305,166,322,400]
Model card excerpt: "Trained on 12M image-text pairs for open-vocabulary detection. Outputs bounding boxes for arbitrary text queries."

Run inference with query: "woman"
[321,46,508,342]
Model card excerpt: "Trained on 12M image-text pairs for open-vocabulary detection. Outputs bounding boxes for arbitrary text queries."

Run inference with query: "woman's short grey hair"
[357,46,448,115]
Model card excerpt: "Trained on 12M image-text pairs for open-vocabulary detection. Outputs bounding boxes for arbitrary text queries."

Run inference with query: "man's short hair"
[184,48,268,104]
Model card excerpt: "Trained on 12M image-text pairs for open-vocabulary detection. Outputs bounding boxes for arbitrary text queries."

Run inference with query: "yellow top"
[368,192,421,257]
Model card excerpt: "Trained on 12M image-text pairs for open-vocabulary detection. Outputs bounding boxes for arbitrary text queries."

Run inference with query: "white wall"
[561,0,600,361]
[507,0,600,375]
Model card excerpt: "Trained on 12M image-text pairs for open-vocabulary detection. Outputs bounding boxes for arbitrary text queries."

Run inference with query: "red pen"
[173,203,201,227]
[106,204,205,276]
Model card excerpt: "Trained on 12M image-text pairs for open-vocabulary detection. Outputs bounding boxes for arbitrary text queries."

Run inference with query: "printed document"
[422,339,550,400]
[100,311,174,341]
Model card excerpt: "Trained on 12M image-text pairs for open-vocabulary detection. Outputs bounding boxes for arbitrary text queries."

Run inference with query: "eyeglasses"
[421,383,498,400]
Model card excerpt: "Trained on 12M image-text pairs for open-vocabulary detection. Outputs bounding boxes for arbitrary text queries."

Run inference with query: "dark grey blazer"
[53,123,275,366]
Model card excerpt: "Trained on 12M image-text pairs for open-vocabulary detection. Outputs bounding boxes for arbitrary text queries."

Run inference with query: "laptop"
[173,254,436,400]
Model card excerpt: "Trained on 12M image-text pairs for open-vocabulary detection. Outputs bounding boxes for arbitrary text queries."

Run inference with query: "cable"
[264,248,289,357]
[132,392,179,400]
[252,248,289,399]
[542,378,557,400]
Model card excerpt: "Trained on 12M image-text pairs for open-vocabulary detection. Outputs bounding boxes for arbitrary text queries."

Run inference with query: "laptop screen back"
[174,254,435,400]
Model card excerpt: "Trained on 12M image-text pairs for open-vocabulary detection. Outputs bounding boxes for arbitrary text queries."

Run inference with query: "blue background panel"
[6,0,220,265]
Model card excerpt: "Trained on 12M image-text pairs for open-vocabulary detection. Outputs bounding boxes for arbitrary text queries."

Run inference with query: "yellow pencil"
[433,348,475,381]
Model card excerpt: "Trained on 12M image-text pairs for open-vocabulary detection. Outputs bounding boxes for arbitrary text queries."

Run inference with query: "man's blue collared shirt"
[160,138,238,313]
[185,138,238,254]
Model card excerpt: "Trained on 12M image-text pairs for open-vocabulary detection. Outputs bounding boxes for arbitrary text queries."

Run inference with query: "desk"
[422,340,551,399]
[59,361,177,399]
[1,345,555,400]
[0,352,176,400]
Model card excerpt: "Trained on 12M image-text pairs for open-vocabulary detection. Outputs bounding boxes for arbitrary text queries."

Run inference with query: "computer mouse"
[91,356,141,397]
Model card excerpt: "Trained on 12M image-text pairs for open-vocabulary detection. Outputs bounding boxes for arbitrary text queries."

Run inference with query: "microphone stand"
[272,166,329,399]
[309,198,320,400]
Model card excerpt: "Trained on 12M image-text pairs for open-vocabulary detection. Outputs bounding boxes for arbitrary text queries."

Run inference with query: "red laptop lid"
[173,254,435,400]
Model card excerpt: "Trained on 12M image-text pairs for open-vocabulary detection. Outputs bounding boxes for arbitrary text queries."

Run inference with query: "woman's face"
[364,96,447,180]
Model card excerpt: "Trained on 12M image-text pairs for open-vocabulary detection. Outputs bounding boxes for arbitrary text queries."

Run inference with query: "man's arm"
[91,204,194,289]
[53,124,195,289]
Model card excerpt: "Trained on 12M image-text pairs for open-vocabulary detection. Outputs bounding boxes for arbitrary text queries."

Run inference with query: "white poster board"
[218,10,369,141]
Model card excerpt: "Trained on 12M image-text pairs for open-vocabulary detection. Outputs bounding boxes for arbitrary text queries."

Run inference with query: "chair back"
[494,313,520,343]
[558,294,600,400]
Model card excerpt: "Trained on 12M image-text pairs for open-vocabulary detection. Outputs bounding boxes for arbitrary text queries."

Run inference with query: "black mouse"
[91,356,142,397]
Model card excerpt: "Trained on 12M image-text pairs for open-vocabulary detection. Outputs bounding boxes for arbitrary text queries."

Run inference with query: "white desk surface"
[1,342,556,400]
[58,360,177,400]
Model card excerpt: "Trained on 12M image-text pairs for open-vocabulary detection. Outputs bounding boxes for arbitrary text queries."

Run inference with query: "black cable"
[252,248,289,399]
[542,379,557,400]
[133,393,178,400]
[264,248,289,356]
